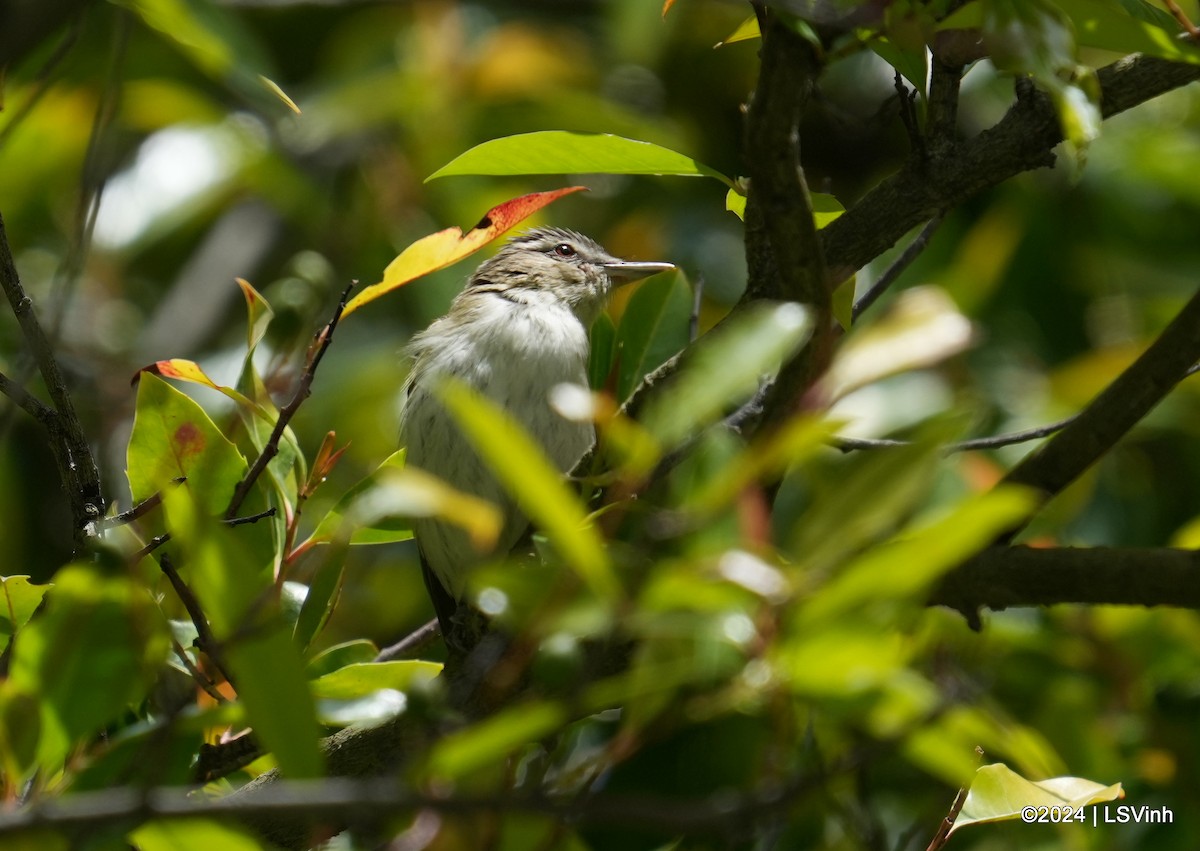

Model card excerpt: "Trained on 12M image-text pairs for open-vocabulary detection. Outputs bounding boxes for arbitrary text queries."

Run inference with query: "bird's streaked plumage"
[400,227,673,640]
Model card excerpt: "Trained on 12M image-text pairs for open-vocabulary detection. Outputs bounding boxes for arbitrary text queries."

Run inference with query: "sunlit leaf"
[685,415,833,514]
[725,189,843,227]
[343,188,587,316]
[127,374,247,518]
[131,818,269,851]
[799,487,1037,625]
[426,700,567,780]
[776,629,909,697]
[427,131,737,190]
[8,566,169,772]
[715,15,761,47]
[236,277,274,353]
[259,75,301,114]
[872,37,929,97]
[951,763,1124,833]
[309,661,442,700]
[305,639,379,676]
[825,286,974,400]
[438,380,620,601]
[136,359,272,423]
[307,449,503,549]
[1052,0,1200,65]
[639,301,812,451]
[787,419,961,572]
[0,576,51,648]
[166,490,321,779]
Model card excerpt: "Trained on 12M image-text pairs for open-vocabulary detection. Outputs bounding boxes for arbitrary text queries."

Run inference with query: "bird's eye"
[554,243,576,258]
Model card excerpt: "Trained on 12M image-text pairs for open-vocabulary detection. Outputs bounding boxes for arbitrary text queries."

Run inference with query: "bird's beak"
[604,260,675,286]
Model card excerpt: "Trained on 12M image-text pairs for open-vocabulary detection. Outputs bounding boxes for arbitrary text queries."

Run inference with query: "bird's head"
[467,227,674,323]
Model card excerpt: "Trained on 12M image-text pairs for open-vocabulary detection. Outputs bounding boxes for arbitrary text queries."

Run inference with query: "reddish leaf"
[136,359,273,423]
[342,187,587,316]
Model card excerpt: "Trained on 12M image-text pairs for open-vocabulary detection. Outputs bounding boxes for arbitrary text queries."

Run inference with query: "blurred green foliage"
[1,0,1200,849]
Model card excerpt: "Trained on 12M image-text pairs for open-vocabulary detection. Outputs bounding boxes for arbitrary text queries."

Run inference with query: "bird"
[400,227,673,646]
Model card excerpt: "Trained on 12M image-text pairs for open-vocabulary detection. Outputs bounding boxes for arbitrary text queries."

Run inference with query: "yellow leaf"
[343,187,587,316]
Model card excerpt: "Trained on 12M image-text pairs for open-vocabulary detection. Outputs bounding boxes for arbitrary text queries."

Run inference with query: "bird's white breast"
[402,292,596,597]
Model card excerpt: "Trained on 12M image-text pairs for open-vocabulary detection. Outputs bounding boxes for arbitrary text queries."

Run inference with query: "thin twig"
[0,369,56,425]
[0,212,105,543]
[374,619,441,663]
[0,766,848,844]
[894,71,925,160]
[128,508,276,563]
[226,507,277,528]
[169,636,227,704]
[834,414,1075,454]
[131,534,169,563]
[1002,286,1200,505]
[158,554,234,687]
[98,477,186,530]
[225,282,355,519]
[851,213,944,324]
[1163,0,1200,38]
[924,747,983,851]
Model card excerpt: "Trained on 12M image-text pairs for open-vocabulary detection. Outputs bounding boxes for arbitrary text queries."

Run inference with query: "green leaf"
[982,0,1100,147]
[776,629,910,697]
[1054,0,1200,64]
[438,380,620,601]
[951,763,1125,833]
[427,131,737,190]
[225,626,324,778]
[639,301,812,451]
[292,540,349,653]
[826,286,973,400]
[308,449,502,549]
[714,14,761,47]
[114,0,299,113]
[684,415,833,514]
[0,576,51,649]
[615,270,693,401]
[8,565,169,772]
[726,189,746,219]
[166,490,321,779]
[127,373,247,517]
[787,424,951,573]
[871,37,929,98]
[309,661,442,700]
[0,684,41,782]
[305,639,379,676]
[799,487,1037,625]
[426,700,567,780]
[131,818,270,851]
[587,312,617,391]
[726,189,843,225]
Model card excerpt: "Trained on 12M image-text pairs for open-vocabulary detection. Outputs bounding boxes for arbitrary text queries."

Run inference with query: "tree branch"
[225,282,353,519]
[821,55,1200,282]
[1002,286,1200,506]
[934,545,1200,612]
[0,212,104,546]
[742,7,832,431]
